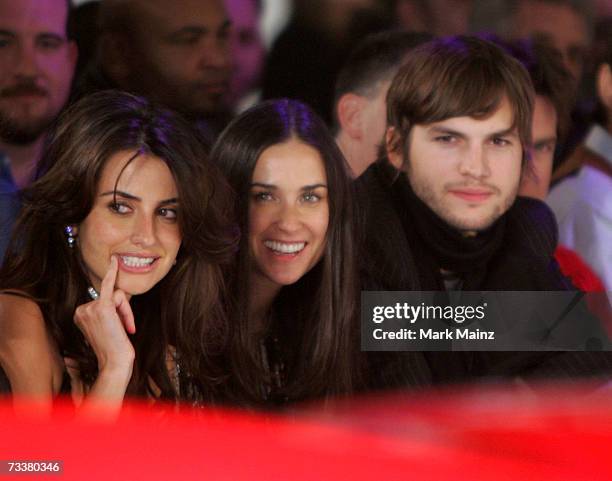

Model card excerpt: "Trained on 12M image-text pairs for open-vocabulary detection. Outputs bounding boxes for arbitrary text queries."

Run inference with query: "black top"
[355,160,612,383]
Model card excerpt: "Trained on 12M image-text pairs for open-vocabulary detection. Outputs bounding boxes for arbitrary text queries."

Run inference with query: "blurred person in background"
[507,0,592,84]
[76,0,233,143]
[548,35,612,291]
[224,0,266,113]
[261,0,393,125]
[497,38,606,292]
[334,30,433,177]
[472,0,594,183]
[0,0,77,263]
[471,0,592,84]
[71,0,100,80]
[395,0,473,37]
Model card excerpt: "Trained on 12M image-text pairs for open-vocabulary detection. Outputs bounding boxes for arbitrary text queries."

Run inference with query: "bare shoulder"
[0,291,44,327]
[0,292,64,396]
[0,292,49,344]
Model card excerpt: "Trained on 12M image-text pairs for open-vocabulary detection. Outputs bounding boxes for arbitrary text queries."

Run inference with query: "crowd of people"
[0,0,610,416]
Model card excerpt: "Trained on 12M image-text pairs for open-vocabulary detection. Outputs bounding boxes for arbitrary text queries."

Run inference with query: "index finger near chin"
[99,255,119,300]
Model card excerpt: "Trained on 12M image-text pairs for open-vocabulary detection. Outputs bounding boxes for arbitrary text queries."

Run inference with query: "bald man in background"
[77,0,233,141]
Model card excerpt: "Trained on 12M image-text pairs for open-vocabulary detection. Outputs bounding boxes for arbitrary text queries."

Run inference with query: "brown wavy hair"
[0,90,238,403]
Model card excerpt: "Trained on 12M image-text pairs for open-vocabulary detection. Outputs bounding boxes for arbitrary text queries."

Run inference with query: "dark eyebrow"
[488,127,519,138]
[100,190,140,200]
[428,126,519,138]
[99,191,177,205]
[167,20,231,39]
[37,32,66,42]
[250,183,276,189]
[250,183,328,190]
[428,126,467,138]
[0,30,15,37]
[533,137,557,147]
[167,26,207,38]
[301,184,328,191]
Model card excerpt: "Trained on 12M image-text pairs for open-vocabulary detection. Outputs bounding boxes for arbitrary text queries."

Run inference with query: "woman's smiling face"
[248,138,329,290]
[76,150,181,296]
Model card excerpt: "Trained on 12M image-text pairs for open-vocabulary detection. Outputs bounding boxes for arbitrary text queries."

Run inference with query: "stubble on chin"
[411,178,519,233]
[0,110,53,145]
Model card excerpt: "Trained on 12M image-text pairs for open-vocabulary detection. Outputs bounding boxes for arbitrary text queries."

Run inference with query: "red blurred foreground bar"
[1,383,611,480]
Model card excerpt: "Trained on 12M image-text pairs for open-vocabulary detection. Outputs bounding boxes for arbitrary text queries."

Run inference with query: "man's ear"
[385,126,404,170]
[336,93,366,140]
[596,63,612,113]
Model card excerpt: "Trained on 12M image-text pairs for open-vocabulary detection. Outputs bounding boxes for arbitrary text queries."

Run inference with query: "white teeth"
[263,241,305,254]
[121,256,155,267]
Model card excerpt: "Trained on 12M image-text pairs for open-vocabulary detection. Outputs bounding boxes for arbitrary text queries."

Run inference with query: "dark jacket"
[355,160,612,384]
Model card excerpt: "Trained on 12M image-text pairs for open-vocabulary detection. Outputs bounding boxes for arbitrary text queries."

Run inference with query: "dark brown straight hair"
[210,99,361,406]
[0,90,238,403]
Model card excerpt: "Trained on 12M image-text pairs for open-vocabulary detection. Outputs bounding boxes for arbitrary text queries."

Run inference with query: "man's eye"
[434,135,456,143]
[108,202,131,214]
[37,37,62,50]
[534,143,554,153]
[0,37,12,48]
[171,34,201,45]
[492,137,511,146]
[158,207,178,220]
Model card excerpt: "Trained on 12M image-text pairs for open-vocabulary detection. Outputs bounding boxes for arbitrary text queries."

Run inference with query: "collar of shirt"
[577,164,612,215]
[584,124,612,167]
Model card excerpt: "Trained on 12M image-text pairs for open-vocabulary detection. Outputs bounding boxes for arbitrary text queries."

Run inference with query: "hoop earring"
[64,225,77,248]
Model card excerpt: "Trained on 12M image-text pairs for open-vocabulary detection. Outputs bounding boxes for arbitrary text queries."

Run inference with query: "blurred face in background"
[122,0,232,117]
[224,0,265,106]
[519,95,558,200]
[396,0,472,36]
[359,81,392,173]
[0,0,76,144]
[513,0,589,84]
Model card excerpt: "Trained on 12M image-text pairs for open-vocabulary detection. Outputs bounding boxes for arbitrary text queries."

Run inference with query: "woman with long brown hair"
[210,99,364,407]
[0,91,237,416]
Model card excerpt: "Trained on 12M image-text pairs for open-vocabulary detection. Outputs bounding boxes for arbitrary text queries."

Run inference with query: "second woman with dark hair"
[210,99,363,407]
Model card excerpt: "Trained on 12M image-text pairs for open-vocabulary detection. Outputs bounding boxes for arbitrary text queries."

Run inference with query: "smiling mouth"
[117,255,160,272]
[263,240,306,255]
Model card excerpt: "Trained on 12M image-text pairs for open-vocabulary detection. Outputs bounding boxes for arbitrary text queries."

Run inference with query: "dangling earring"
[64,225,77,248]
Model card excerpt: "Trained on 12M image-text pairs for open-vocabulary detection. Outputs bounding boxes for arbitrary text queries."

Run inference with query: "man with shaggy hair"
[357,36,612,382]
